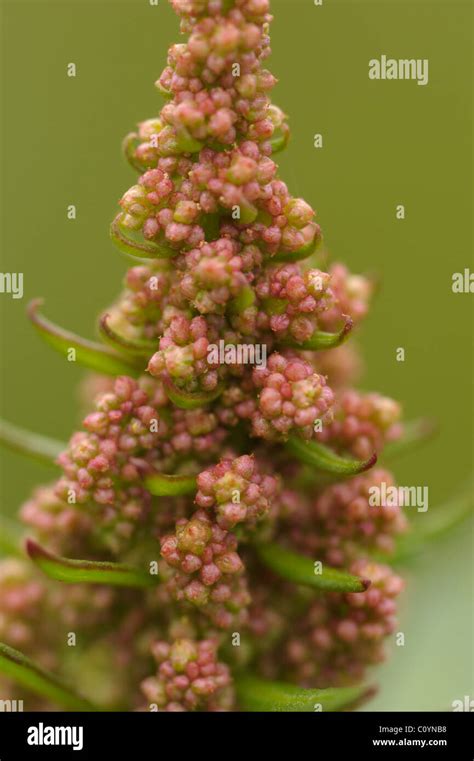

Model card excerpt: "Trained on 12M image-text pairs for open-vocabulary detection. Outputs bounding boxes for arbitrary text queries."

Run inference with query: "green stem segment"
[0,642,101,711]
[28,300,142,377]
[0,417,64,466]
[256,543,370,593]
[235,674,372,712]
[26,539,157,588]
[286,435,377,476]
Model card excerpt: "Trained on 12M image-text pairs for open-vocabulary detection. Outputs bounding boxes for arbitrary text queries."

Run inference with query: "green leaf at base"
[28,300,142,377]
[110,213,177,260]
[145,472,197,497]
[0,417,64,466]
[0,642,101,711]
[163,376,224,410]
[272,234,322,264]
[286,435,377,476]
[280,316,353,351]
[235,674,372,712]
[26,539,157,588]
[99,314,156,357]
[255,543,370,593]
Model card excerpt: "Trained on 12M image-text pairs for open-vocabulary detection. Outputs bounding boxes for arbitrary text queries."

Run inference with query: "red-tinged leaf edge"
[110,213,178,260]
[281,315,353,351]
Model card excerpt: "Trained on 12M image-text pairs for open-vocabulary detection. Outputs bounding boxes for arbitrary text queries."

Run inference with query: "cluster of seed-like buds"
[148,313,228,391]
[141,637,233,711]
[220,183,320,257]
[316,389,402,460]
[283,469,408,567]
[251,352,335,441]
[176,237,260,314]
[160,510,250,628]
[51,377,170,554]
[318,264,373,332]
[254,264,334,342]
[0,560,45,650]
[162,407,228,461]
[282,561,404,688]
[106,264,172,345]
[195,454,279,529]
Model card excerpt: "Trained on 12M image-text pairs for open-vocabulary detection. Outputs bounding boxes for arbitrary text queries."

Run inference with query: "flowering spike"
[28,300,142,377]
[383,418,438,460]
[235,674,372,712]
[286,435,377,475]
[163,375,224,410]
[0,642,100,711]
[145,472,197,497]
[110,213,177,260]
[26,539,157,588]
[281,316,353,351]
[99,314,157,357]
[0,417,64,466]
[255,543,370,593]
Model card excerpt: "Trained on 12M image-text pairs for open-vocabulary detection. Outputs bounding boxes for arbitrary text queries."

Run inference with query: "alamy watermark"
[207,340,267,368]
[0,272,23,299]
[368,483,429,513]
[369,56,429,86]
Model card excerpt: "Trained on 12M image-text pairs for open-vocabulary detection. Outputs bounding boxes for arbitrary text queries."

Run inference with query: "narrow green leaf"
[145,472,197,497]
[0,642,101,711]
[28,300,142,377]
[110,213,177,260]
[391,489,474,564]
[255,543,370,593]
[286,435,377,476]
[281,316,353,351]
[383,418,438,460]
[26,539,157,588]
[270,126,290,154]
[235,674,372,712]
[272,234,322,264]
[99,314,156,357]
[163,376,224,410]
[0,417,64,466]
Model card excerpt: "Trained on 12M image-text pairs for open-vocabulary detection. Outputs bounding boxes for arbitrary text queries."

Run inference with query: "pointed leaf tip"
[26,539,157,588]
[255,543,370,593]
[286,436,377,476]
[28,299,142,377]
[281,315,353,351]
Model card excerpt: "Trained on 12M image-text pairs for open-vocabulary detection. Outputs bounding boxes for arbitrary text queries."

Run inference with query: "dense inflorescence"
[0,0,408,713]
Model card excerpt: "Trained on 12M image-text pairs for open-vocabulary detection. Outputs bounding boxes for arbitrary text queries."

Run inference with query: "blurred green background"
[0,0,472,710]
